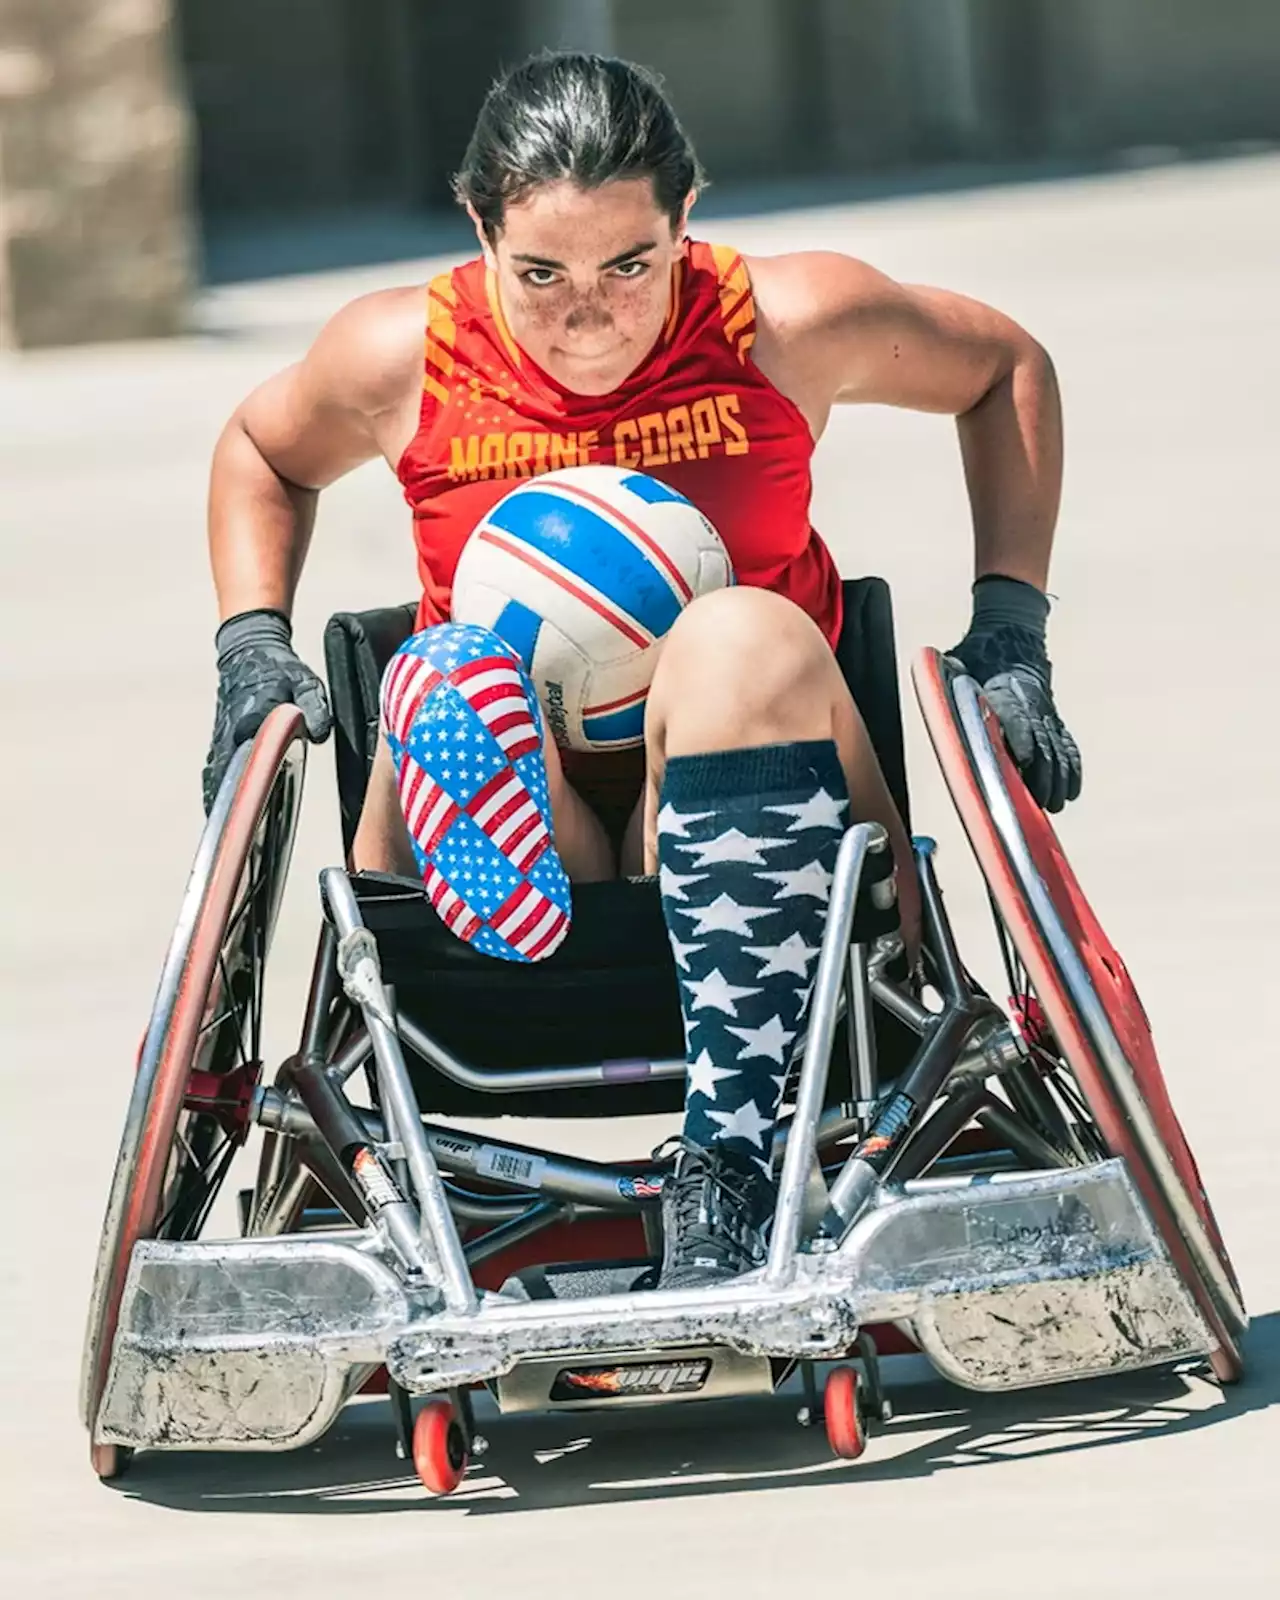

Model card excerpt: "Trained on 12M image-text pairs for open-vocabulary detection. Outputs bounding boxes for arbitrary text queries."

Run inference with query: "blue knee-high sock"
[657,741,849,1174]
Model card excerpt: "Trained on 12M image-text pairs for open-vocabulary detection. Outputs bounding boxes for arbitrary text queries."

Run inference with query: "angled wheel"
[913,648,1245,1381]
[412,1397,470,1495]
[80,707,306,1472]
[824,1365,868,1460]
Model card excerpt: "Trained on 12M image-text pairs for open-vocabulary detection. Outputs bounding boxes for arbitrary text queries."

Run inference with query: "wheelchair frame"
[80,629,1247,1491]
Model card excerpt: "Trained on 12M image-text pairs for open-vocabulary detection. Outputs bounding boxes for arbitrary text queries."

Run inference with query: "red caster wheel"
[90,1442,132,1480]
[412,1397,470,1495]
[824,1365,868,1460]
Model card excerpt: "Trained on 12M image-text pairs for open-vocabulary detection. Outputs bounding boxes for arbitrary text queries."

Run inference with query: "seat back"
[323,578,911,856]
[322,579,915,1118]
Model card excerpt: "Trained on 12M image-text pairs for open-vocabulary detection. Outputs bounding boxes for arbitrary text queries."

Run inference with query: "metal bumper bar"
[97,1158,1213,1451]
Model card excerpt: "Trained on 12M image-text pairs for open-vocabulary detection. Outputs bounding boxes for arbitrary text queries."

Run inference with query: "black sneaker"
[655,1140,774,1290]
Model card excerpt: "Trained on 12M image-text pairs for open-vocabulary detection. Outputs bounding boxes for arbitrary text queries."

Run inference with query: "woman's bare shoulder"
[301,284,429,417]
[744,250,899,345]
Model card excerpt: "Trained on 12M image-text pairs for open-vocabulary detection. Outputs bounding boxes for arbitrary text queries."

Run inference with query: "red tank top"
[396,239,842,648]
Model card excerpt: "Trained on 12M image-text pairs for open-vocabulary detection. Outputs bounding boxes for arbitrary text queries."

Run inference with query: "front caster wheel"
[412,1397,470,1495]
[824,1365,868,1460]
[90,1442,133,1480]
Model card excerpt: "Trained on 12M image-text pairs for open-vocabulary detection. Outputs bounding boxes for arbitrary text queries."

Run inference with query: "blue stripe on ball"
[622,473,689,504]
[484,488,683,640]
[582,700,648,745]
[492,598,544,670]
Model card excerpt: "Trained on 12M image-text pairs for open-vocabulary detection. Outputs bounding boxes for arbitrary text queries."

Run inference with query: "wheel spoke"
[217,950,252,1074]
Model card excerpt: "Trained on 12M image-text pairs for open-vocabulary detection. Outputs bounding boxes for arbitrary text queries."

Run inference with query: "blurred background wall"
[2,0,1278,346]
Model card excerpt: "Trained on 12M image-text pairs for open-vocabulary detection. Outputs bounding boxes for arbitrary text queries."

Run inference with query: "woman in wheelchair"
[200,53,1080,1293]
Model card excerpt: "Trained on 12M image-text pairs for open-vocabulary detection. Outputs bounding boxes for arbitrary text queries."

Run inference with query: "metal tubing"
[327,1028,372,1085]
[886,1078,991,1183]
[296,1139,367,1226]
[767,824,879,1283]
[257,1086,667,1212]
[1002,1057,1088,1163]
[913,836,968,1003]
[846,942,878,1118]
[822,842,990,1236]
[464,1201,568,1267]
[829,1004,977,1231]
[445,1184,540,1223]
[974,1098,1071,1172]
[291,1057,377,1165]
[322,868,477,1314]
[870,975,934,1034]
[395,1009,686,1094]
[300,923,339,1064]
[252,1151,315,1237]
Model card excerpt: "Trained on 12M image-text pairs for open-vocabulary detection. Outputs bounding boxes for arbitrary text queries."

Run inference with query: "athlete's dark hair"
[454,52,705,239]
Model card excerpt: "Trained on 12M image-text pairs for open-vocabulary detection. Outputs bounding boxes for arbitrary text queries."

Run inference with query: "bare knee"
[648,587,839,755]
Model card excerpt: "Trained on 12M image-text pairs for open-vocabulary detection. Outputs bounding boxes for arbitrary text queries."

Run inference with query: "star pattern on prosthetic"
[687,1048,739,1102]
[675,828,792,867]
[758,859,834,901]
[678,893,781,937]
[767,788,848,832]
[658,863,708,902]
[668,935,705,973]
[744,931,819,979]
[725,1013,796,1065]
[656,802,715,838]
[683,967,761,1016]
[706,1097,773,1151]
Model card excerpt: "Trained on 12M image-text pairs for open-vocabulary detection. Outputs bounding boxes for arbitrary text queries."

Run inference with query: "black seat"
[322,579,914,1117]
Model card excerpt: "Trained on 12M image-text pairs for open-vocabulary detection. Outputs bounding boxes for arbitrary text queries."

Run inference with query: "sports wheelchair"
[80,577,1246,1492]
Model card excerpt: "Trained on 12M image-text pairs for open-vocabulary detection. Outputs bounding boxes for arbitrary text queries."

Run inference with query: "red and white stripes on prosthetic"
[378,623,571,963]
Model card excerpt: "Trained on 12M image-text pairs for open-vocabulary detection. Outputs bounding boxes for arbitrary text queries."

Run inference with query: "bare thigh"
[351,729,619,883]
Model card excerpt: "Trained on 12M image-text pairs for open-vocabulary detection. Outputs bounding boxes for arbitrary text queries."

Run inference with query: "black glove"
[946,575,1082,813]
[202,609,332,812]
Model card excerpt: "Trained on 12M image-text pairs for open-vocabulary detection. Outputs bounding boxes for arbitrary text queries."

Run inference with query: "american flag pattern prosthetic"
[380,622,571,962]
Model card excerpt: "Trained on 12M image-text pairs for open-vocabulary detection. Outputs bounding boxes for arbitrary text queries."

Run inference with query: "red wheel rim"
[824,1365,867,1460]
[913,649,1244,1377]
[412,1398,470,1495]
[81,707,306,1465]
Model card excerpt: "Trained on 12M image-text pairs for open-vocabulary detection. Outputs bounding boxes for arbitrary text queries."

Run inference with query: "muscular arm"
[750,252,1063,587]
[209,287,424,620]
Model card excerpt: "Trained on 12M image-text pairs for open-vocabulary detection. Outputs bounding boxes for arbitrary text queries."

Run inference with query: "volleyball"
[450,465,733,751]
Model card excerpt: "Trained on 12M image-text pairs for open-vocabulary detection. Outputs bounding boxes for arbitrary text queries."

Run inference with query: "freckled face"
[476,178,689,396]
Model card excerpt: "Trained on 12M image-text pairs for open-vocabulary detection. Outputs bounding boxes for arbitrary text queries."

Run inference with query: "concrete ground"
[2,153,1278,1597]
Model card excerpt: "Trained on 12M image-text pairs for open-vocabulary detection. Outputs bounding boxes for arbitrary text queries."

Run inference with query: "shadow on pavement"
[113,1309,1280,1516]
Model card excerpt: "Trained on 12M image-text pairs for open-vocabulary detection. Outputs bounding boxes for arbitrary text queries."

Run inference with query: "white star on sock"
[707,1097,772,1150]
[767,788,848,832]
[684,968,761,1016]
[770,1071,791,1103]
[659,863,708,902]
[687,1048,739,1101]
[725,1013,796,1064]
[758,860,834,901]
[678,893,781,937]
[676,828,792,867]
[657,802,716,838]
[745,931,819,978]
[668,935,705,973]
